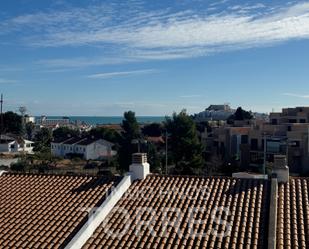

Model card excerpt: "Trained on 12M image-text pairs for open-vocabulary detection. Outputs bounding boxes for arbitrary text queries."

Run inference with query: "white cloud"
[2,2,309,62]
[282,93,309,98]
[87,69,157,79]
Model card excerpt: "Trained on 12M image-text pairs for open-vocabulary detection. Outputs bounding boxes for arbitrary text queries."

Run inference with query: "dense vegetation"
[0,111,23,135]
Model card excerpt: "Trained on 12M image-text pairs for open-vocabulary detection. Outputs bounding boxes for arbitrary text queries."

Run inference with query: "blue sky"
[1,0,309,116]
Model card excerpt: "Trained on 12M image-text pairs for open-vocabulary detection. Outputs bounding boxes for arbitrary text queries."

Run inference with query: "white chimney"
[272,155,289,183]
[129,153,150,181]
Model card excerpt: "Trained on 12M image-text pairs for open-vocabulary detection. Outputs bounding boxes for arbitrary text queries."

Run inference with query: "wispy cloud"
[87,69,157,79]
[282,92,309,98]
[0,78,18,84]
[2,2,309,62]
[37,56,138,69]
[179,94,201,98]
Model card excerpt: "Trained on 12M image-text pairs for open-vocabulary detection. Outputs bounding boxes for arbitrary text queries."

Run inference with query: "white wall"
[85,142,109,160]
[19,141,34,154]
[0,141,18,153]
[51,139,114,160]
[51,142,64,157]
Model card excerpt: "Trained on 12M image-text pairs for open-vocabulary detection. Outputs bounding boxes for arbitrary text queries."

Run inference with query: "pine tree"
[165,110,204,175]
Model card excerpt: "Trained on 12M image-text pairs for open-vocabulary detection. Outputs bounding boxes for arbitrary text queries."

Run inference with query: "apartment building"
[202,107,309,175]
[38,115,70,126]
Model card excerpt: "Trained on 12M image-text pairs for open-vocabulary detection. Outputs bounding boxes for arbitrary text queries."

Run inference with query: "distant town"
[0,102,308,178]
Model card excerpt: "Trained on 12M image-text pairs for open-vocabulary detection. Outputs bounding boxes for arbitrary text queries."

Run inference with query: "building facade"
[202,107,309,175]
[51,137,116,160]
[0,135,34,154]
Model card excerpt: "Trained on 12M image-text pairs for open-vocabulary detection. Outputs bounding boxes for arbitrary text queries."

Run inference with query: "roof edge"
[0,170,8,176]
[268,177,278,249]
[65,174,133,249]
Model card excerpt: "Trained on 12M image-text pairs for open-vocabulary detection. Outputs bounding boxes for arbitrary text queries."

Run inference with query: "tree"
[1,111,23,135]
[10,161,27,172]
[33,127,52,152]
[88,127,121,144]
[147,142,162,173]
[227,107,253,124]
[165,110,204,175]
[195,121,212,133]
[142,123,163,137]
[25,122,35,140]
[118,111,141,171]
[53,127,79,141]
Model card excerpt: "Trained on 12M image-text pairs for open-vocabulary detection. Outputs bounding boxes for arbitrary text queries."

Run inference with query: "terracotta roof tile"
[277,178,309,249]
[83,175,270,249]
[0,174,117,249]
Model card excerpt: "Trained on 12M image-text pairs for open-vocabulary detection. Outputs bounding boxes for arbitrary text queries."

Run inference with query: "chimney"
[129,153,150,181]
[272,155,289,183]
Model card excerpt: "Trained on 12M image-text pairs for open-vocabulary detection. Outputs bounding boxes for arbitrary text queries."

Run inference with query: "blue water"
[37,116,166,125]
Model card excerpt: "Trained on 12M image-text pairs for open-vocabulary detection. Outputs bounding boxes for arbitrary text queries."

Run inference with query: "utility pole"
[0,94,3,137]
[263,133,267,175]
[165,130,168,175]
[308,125,309,155]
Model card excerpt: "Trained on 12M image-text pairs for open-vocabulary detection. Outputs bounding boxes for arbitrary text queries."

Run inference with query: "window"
[241,135,248,144]
[10,144,15,149]
[271,119,278,125]
[300,119,306,123]
[288,126,292,132]
[288,119,297,123]
[251,139,258,150]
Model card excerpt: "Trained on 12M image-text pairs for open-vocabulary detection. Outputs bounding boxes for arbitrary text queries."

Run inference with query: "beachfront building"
[51,136,116,160]
[38,115,70,126]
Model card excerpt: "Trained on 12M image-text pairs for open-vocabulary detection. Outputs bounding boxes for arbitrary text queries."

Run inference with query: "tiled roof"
[83,175,270,249]
[64,137,86,145]
[76,137,98,146]
[277,178,309,249]
[0,174,117,249]
[146,136,165,144]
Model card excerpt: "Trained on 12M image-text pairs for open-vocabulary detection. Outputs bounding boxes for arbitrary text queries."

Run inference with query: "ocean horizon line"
[35,115,167,125]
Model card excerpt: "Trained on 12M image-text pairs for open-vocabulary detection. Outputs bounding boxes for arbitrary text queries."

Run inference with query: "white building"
[38,116,70,126]
[24,115,36,124]
[51,137,116,160]
[0,135,34,154]
[194,104,235,122]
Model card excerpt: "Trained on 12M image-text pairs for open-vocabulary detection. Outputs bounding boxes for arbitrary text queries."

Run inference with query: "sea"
[37,116,166,126]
